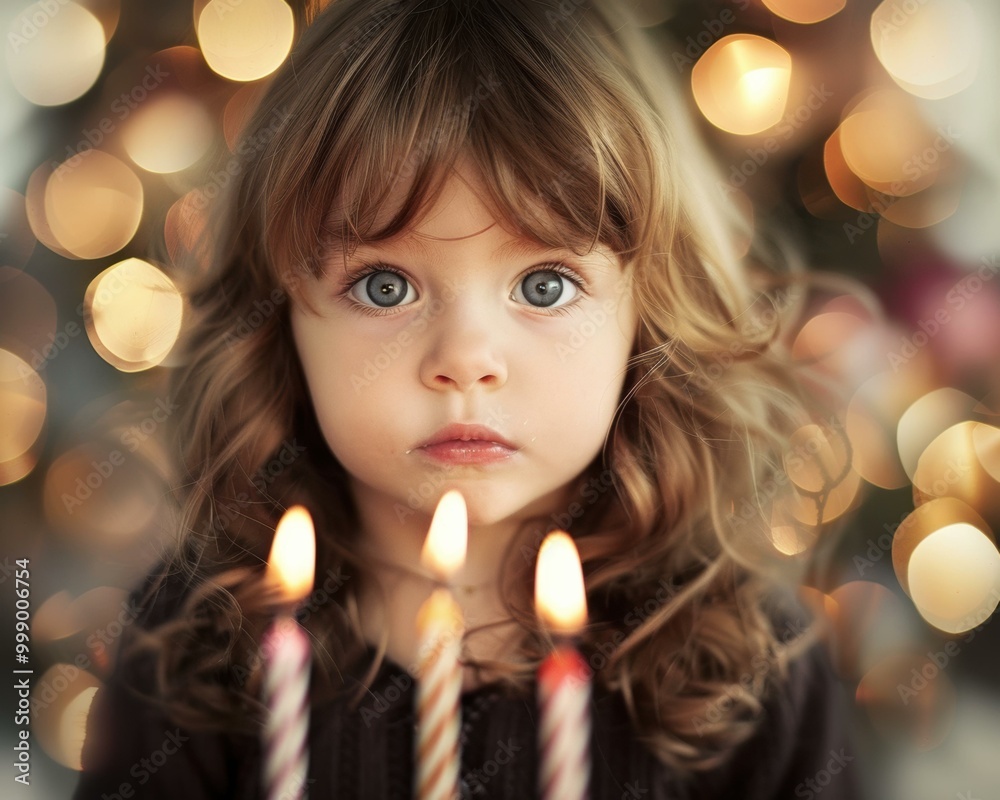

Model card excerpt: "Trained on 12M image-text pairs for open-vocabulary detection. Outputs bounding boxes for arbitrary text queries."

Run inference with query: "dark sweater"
[74,581,866,799]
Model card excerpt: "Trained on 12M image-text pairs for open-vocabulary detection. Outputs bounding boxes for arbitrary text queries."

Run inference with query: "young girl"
[74,1,864,797]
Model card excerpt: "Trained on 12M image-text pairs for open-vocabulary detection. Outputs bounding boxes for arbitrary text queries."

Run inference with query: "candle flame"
[266,505,316,603]
[421,490,468,579]
[535,531,587,634]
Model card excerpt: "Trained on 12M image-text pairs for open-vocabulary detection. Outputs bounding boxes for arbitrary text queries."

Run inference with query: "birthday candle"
[415,490,468,800]
[535,531,591,800]
[262,505,316,800]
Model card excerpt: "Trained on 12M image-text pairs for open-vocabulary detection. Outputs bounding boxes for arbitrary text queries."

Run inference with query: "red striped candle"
[263,506,316,800]
[535,531,591,800]
[415,491,468,800]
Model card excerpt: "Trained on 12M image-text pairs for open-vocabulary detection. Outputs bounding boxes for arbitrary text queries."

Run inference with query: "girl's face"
[290,157,637,530]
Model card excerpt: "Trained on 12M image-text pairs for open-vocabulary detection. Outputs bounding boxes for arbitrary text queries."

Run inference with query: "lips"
[414,423,520,466]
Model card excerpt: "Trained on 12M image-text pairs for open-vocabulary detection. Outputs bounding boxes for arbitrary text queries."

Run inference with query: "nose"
[418,300,508,392]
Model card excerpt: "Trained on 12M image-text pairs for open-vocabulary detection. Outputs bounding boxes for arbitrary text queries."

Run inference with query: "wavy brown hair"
[130,0,849,778]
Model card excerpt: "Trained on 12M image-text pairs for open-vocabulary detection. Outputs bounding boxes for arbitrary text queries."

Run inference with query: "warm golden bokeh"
[0,349,47,486]
[44,151,144,260]
[196,0,295,82]
[827,581,916,680]
[907,522,1000,633]
[691,34,792,135]
[871,0,981,99]
[838,90,948,197]
[856,651,956,750]
[897,388,979,484]
[83,259,183,372]
[6,1,106,106]
[42,442,162,546]
[763,0,845,25]
[122,93,215,174]
[913,421,1000,521]
[32,665,102,771]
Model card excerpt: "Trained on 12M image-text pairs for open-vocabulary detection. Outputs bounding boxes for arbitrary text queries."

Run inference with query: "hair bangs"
[252,0,657,298]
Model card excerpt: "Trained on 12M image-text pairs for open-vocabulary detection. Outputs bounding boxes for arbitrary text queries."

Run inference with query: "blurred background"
[1,0,998,797]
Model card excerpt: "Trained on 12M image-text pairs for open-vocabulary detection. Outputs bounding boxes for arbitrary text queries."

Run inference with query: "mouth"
[414,423,520,466]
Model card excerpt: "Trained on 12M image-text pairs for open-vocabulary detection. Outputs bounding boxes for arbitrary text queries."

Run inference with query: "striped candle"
[263,615,311,800]
[537,645,591,799]
[535,531,591,800]
[415,588,464,799]
[415,490,468,800]
[262,506,316,800]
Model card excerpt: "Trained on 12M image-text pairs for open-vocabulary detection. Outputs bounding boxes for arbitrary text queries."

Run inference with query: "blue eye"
[512,269,579,308]
[349,270,416,308]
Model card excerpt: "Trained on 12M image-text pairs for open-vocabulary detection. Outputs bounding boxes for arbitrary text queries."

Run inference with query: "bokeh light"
[878,182,962,229]
[791,310,884,386]
[43,151,144,260]
[914,421,1000,520]
[784,422,851,493]
[79,0,122,43]
[856,650,956,750]
[691,34,792,135]
[33,586,129,646]
[847,369,933,490]
[907,522,1000,633]
[196,0,295,82]
[838,90,948,197]
[5,1,106,106]
[972,423,1000,484]
[871,0,981,99]
[42,441,162,546]
[897,388,978,483]
[122,93,215,174]
[0,349,47,486]
[827,581,916,680]
[763,0,845,25]
[823,127,872,212]
[32,664,102,771]
[83,259,183,372]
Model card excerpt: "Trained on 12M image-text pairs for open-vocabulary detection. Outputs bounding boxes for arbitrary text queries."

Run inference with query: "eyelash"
[336,260,590,317]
